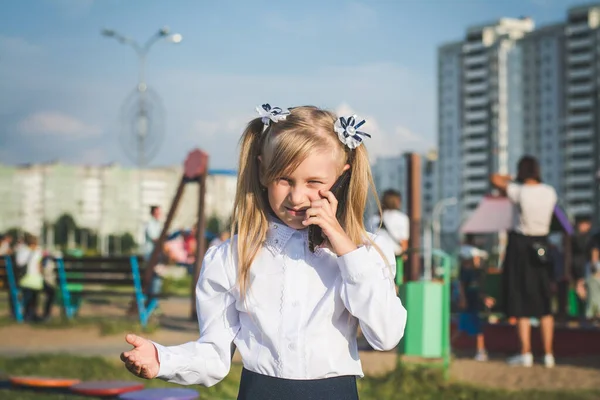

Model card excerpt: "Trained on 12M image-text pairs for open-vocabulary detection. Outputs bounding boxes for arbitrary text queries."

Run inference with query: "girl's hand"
[120,334,160,379]
[484,297,495,309]
[302,190,357,256]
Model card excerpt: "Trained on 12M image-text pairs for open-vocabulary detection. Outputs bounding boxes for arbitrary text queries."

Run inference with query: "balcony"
[465,68,487,80]
[465,82,488,94]
[567,22,590,36]
[565,190,594,202]
[566,113,594,125]
[465,96,488,107]
[463,152,488,164]
[566,158,594,170]
[567,204,593,216]
[568,83,593,95]
[566,175,593,185]
[567,128,593,140]
[464,54,488,66]
[463,138,488,150]
[566,144,593,156]
[567,37,593,49]
[568,52,593,64]
[568,98,594,109]
[465,110,488,122]
[462,166,488,178]
[568,67,593,79]
[463,179,488,192]
[463,124,488,136]
[463,41,485,53]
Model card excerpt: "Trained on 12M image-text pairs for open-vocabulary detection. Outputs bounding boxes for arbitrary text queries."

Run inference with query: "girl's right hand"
[120,334,160,379]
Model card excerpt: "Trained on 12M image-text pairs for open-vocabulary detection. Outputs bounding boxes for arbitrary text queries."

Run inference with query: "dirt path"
[1,297,599,390]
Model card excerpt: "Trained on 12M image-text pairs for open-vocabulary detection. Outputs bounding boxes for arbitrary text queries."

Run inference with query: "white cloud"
[334,103,429,160]
[148,61,434,168]
[18,111,102,137]
[190,114,252,138]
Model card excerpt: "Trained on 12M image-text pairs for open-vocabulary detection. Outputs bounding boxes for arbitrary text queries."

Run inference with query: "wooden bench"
[55,256,160,328]
[0,255,24,323]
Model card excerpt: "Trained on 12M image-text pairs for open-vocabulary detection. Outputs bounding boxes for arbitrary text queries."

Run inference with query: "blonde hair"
[231,106,381,297]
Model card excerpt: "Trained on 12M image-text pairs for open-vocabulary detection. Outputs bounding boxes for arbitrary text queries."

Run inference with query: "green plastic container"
[398,281,444,358]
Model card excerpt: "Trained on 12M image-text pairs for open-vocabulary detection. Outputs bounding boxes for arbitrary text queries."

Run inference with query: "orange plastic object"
[70,381,145,396]
[9,376,81,388]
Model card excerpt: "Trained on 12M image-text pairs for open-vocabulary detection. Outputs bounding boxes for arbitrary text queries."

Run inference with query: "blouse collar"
[264,218,326,257]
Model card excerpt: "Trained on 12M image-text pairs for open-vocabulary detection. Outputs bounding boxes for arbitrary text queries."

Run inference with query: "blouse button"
[288,342,296,351]
[292,300,300,307]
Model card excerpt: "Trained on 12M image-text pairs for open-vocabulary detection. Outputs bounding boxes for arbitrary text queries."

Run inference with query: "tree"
[54,214,77,247]
[121,233,137,254]
[206,214,221,235]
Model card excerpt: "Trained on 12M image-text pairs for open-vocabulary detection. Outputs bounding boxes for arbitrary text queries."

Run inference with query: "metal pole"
[424,221,433,280]
[101,27,182,250]
[432,197,458,253]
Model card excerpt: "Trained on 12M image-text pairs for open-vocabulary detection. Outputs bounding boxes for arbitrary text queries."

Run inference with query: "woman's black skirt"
[237,368,359,400]
[502,231,552,318]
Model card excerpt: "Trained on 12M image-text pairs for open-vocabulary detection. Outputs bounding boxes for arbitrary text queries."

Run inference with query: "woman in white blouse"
[121,105,407,399]
[368,189,410,257]
[491,155,557,368]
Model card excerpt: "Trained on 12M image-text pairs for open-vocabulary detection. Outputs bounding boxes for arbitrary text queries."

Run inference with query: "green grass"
[0,354,599,399]
[162,275,193,297]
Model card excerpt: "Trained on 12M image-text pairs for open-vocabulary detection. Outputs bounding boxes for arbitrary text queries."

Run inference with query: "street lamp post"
[102,27,182,169]
[424,197,458,280]
[102,27,182,246]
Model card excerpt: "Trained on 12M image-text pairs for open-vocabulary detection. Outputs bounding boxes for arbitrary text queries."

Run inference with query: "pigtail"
[231,118,270,299]
[345,144,389,267]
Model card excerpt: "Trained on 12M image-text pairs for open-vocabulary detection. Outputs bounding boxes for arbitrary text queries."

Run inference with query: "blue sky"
[0,0,588,169]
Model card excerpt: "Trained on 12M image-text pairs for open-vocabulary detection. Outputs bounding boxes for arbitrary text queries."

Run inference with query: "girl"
[491,155,557,368]
[120,105,407,399]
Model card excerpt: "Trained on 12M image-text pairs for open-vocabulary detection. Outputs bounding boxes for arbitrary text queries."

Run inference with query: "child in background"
[454,234,494,361]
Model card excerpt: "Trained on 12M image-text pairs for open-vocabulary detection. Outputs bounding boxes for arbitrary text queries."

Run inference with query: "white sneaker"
[507,352,533,367]
[474,351,488,362]
[544,354,555,368]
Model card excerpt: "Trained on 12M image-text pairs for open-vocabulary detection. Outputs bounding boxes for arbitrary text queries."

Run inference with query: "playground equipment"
[55,255,159,328]
[144,148,210,319]
[1,256,23,323]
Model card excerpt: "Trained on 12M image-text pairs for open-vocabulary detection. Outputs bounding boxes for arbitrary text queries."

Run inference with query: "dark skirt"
[502,232,552,318]
[237,368,359,400]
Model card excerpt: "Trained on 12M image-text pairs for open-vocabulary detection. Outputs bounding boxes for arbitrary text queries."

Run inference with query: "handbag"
[529,240,551,266]
[517,187,552,267]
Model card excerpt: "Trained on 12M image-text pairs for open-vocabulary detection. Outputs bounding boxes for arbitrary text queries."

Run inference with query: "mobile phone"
[308,169,351,252]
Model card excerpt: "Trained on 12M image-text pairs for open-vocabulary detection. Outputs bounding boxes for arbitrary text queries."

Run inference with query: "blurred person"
[209,229,231,249]
[0,234,13,255]
[572,216,595,319]
[368,189,409,258]
[575,228,600,324]
[19,235,44,322]
[145,205,164,297]
[40,253,57,322]
[453,234,494,361]
[491,155,557,368]
[547,234,567,322]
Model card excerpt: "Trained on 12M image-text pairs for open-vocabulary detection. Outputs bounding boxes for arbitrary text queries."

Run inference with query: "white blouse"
[153,219,407,386]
